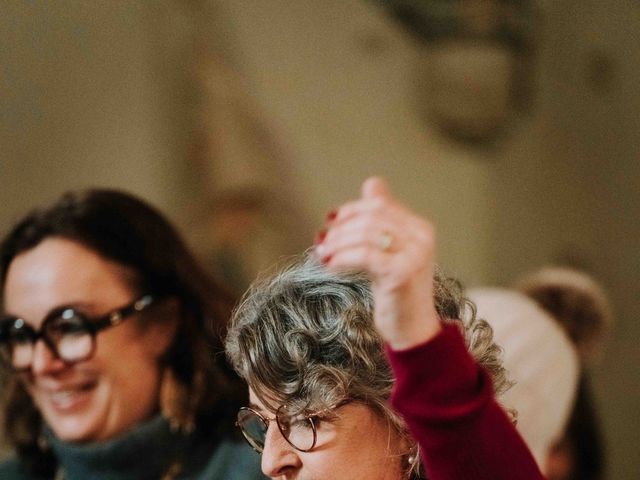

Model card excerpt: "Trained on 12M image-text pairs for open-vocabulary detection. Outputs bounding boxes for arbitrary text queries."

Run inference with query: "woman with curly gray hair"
[226,177,544,480]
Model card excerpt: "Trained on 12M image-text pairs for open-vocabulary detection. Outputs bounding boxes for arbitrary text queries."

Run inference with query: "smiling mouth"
[45,381,98,411]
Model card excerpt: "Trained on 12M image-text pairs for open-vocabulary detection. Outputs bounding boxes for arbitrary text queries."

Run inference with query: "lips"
[41,380,98,412]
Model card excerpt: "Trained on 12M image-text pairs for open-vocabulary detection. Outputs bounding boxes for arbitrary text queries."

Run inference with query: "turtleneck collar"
[45,415,191,480]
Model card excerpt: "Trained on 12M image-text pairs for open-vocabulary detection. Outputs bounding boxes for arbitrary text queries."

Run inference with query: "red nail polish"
[314,229,327,245]
[326,209,337,222]
[321,254,332,265]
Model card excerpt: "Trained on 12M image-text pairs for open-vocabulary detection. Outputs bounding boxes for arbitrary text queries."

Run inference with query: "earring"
[37,431,49,451]
[405,445,420,471]
[160,368,196,434]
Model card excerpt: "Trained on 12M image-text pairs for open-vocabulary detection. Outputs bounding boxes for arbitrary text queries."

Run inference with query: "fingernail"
[321,254,332,265]
[314,229,327,245]
[326,209,337,223]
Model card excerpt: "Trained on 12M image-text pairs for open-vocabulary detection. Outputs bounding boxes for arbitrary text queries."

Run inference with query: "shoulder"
[184,437,265,480]
[0,456,40,479]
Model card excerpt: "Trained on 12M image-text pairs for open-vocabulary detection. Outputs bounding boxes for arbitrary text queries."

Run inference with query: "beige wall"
[217,0,495,284]
[544,4,640,480]
[0,1,188,224]
[1,1,638,478]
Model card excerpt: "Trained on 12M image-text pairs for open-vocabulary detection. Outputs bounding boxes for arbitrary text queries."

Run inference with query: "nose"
[261,422,302,478]
[31,339,67,376]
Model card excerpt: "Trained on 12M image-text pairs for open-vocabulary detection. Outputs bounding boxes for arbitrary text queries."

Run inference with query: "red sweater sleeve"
[386,324,544,480]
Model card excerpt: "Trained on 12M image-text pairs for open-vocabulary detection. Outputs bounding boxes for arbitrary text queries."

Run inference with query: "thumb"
[361,176,391,200]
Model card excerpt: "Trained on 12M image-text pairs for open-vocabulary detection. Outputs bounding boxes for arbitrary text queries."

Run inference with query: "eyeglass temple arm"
[93,295,155,331]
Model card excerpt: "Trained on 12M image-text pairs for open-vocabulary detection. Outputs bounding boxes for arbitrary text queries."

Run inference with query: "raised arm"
[315,177,544,480]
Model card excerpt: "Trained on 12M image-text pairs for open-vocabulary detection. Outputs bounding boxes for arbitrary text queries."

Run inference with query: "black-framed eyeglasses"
[0,295,155,372]
[236,400,350,454]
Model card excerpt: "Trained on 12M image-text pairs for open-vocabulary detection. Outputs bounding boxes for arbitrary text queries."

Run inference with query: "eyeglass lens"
[236,406,316,453]
[237,408,268,452]
[0,310,95,370]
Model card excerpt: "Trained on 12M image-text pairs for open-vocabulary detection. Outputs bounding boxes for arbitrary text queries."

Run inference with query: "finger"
[361,176,391,201]
[318,217,399,258]
[330,197,388,226]
[319,205,434,258]
[323,245,388,276]
[330,194,406,227]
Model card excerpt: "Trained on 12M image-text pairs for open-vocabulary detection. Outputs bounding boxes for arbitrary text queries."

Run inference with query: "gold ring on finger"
[377,232,394,252]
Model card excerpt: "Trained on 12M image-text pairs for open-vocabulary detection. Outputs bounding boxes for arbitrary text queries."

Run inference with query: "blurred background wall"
[0,1,638,477]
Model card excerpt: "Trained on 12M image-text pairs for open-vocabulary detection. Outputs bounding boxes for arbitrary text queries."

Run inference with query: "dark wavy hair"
[0,189,246,477]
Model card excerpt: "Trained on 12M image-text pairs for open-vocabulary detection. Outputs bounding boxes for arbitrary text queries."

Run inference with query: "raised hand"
[315,177,441,350]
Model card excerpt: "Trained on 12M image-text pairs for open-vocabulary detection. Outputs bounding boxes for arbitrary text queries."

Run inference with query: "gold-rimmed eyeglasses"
[236,400,350,453]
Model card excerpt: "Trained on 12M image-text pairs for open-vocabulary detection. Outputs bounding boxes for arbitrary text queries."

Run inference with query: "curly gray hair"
[225,255,510,478]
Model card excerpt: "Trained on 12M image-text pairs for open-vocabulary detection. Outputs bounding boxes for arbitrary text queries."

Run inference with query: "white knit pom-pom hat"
[466,288,579,469]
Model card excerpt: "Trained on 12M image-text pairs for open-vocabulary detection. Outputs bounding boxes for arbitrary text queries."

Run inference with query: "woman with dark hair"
[0,189,264,479]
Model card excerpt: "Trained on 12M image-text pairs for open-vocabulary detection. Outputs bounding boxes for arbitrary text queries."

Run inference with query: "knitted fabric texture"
[467,288,579,469]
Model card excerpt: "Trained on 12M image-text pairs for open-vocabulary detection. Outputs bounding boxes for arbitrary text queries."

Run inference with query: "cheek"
[98,343,163,400]
[89,347,163,440]
[92,331,165,413]
[305,447,399,480]
[335,414,404,479]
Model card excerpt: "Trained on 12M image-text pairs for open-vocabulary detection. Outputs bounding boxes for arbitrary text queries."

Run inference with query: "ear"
[396,430,414,456]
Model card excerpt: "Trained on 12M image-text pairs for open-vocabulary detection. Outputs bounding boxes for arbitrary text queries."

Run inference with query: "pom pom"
[514,267,613,363]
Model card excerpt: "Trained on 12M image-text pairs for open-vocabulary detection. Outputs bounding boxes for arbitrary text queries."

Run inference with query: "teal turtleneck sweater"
[0,415,265,480]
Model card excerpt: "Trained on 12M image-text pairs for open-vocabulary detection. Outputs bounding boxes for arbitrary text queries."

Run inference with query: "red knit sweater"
[387,324,545,480]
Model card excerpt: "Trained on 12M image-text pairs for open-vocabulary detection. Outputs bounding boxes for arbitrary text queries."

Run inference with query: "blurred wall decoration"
[371,0,535,144]
[153,1,313,293]
[188,47,312,293]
